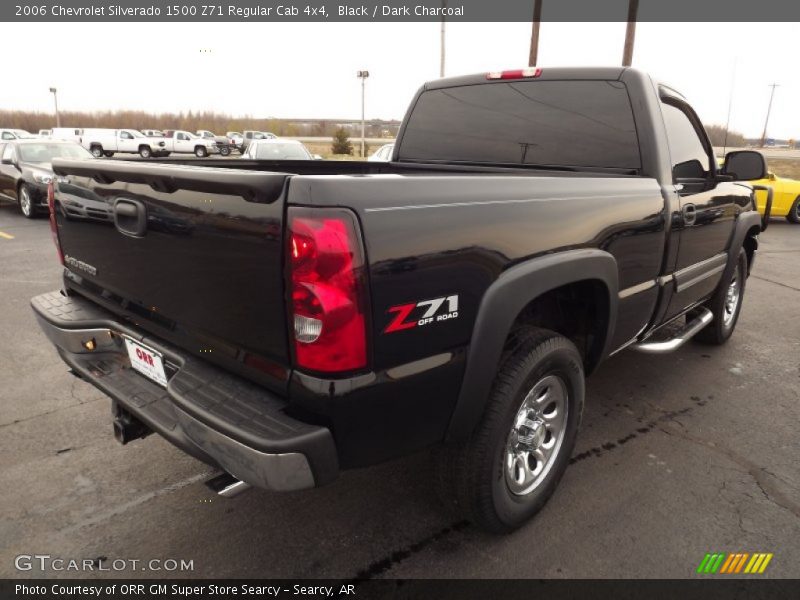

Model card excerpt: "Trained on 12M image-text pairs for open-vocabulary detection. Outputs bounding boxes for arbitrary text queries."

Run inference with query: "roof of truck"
[425,66,631,90]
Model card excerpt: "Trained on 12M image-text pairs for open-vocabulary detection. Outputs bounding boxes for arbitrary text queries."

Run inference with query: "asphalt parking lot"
[0,199,798,580]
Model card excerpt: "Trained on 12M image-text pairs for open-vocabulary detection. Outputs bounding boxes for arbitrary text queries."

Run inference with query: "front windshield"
[129,130,145,138]
[18,143,93,162]
[253,143,310,160]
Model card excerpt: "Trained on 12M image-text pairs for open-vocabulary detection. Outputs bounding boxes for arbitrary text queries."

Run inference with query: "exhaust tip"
[205,472,252,498]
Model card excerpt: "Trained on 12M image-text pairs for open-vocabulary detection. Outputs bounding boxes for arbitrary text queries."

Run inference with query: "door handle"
[682,203,697,226]
[113,198,147,237]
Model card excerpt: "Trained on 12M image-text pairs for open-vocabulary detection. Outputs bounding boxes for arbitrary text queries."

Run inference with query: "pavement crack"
[0,396,104,429]
[350,520,469,580]
[657,426,800,520]
[570,403,697,465]
[750,274,800,293]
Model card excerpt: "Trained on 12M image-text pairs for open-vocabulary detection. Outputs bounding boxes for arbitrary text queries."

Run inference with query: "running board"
[632,308,713,354]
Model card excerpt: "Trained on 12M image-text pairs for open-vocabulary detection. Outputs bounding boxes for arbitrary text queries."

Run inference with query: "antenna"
[722,57,737,156]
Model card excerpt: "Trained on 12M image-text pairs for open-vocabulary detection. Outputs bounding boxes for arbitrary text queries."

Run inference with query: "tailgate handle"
[113,198,147,237]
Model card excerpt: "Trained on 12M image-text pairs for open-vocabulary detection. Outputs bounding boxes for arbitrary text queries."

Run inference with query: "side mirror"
[722,150,767,181]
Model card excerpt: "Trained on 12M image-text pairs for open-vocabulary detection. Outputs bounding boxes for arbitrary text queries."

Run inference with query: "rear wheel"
[195,146,208,158]
[18,183,36,218]
[694,248,747,345]
[219,145,231,156]
[436,327,583,533]
[786,196,800,224]
[90,146,104,158]
[139,146,152,159]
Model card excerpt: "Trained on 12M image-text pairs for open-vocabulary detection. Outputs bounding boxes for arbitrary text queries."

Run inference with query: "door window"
[661,102,710,181]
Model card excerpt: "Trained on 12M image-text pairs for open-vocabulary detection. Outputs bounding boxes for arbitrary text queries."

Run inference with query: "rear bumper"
[31,290,339,492]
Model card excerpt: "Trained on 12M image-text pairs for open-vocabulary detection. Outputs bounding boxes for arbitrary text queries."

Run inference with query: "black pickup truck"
[33,67,770,533]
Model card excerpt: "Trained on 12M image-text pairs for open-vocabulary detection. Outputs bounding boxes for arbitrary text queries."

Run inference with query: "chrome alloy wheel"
[19,186,32,217]
[504,374,569,496]
[723,272,741,328]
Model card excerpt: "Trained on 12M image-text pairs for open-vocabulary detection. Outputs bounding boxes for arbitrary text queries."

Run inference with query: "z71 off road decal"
[384,295,459,333]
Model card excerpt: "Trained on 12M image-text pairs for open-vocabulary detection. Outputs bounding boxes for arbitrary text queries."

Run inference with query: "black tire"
[18,183,36,218]
[139,146,152,159]
[219,145,231,157]
[103,151,114,157]
[90,146,104,158]
[786,196,800,224]
[694,248,747,345]
[435,327,584,533]
[195,146,208,158]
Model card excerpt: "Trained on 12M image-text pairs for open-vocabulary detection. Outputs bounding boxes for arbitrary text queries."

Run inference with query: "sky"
[1,21,797,138]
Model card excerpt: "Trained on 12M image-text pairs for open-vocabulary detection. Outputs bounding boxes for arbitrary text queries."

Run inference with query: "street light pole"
[528,0,543,67]
[622,0,638,67]
[357,71,369,157]
[440,0,446,77]
[49,87,60,127]
[759,83,779,148]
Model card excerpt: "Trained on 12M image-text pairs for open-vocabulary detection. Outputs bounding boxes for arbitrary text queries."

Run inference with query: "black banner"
[3,579,800,600]
[4,0,800,22]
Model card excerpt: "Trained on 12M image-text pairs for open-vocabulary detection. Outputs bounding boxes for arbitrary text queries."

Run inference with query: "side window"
[661,102,710,180]
[2,132,14,140]
[121,131,132,140]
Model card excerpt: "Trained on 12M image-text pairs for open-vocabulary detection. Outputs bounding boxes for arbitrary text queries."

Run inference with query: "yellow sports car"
[718,157,800,223]
[751,172,800,224]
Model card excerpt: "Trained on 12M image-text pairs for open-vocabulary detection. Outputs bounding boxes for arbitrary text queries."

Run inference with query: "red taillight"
[486,67,542,80]
[47,182,64,265]
[287,208,368,373]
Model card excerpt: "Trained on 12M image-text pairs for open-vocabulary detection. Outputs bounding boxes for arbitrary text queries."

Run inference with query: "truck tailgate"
[51,159,291,383]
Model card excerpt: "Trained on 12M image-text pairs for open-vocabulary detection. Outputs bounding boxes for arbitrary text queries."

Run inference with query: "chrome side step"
[632,308,713,354]
[205,472,252,498]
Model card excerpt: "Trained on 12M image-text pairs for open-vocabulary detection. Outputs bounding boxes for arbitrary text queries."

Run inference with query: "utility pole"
[622,0,638,67]
[49,87,60,127]
[440,0,446,77]
[759,83,779,148]
[528,0,543,67]
[357,70,369,157]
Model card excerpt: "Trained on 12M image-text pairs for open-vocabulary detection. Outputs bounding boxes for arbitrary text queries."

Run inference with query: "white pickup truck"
[81,129,168,158]
[162,130,218,157]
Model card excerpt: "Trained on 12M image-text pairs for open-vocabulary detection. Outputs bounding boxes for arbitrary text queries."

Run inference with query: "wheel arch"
[445,249,618,441]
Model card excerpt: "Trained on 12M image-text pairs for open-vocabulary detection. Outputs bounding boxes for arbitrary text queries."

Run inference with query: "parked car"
[37,67,766,533]
[81,128,167,158]
[368,143,394,162]
[240,139,317,160]
[0,129,36,140]
[750,171,800,224]
[0,139,92,218]
[50,128,84,144]
[241,130,277,153]
[162,130,218,157]
[226,131,244,151]
[196,130,234,156]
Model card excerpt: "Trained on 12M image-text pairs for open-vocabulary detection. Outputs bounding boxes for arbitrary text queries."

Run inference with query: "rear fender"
[445,249,618,441]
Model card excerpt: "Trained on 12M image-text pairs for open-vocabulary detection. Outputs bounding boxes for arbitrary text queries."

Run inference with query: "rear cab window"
[398,79,641,172]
